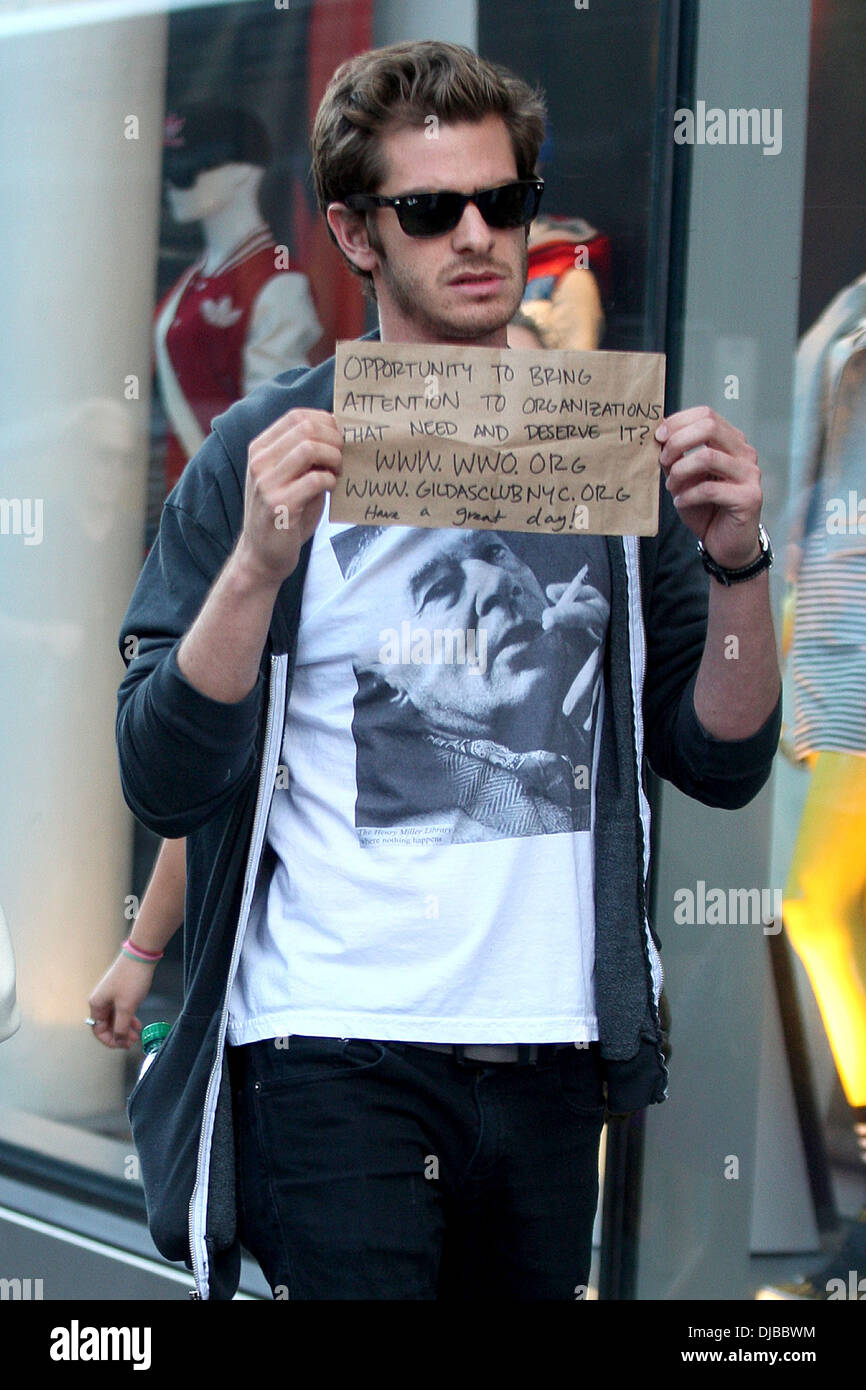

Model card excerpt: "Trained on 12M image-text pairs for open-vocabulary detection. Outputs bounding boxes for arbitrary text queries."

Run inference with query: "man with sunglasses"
[117,40,782,1300]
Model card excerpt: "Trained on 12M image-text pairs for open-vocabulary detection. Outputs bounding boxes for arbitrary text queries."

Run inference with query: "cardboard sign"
[329,340,664,536]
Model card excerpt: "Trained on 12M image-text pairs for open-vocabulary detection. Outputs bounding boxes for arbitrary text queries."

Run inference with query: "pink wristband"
[122,937,164,963]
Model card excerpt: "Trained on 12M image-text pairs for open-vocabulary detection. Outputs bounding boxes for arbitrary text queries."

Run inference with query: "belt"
[408,1041,579,1065]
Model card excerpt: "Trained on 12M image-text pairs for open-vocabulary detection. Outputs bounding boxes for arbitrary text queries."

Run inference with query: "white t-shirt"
[227,504,610,1045]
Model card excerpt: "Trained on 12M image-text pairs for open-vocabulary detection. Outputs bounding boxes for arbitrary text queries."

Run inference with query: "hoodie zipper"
[187,652,288,1298]
[622,536,668,1097]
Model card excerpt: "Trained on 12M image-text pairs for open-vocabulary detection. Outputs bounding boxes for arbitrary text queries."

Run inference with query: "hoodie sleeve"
[641,483,782,809]
[115,433,264,837]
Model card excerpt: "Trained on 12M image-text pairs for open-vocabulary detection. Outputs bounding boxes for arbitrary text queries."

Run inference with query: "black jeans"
[228,1035,606,1300]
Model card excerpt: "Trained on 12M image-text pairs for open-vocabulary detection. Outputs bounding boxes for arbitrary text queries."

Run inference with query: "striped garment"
[790,319,866,758]
[791,547,866,756]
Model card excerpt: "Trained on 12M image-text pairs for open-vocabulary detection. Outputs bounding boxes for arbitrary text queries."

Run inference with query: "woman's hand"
[88,954,157,1049]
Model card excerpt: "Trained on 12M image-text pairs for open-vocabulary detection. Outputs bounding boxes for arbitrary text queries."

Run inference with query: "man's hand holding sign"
[238,409,344,588]
[654,403,779,742]
[656,405,765,568]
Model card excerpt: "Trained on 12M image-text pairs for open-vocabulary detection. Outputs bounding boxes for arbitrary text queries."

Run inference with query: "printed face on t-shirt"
[347,527,574,750]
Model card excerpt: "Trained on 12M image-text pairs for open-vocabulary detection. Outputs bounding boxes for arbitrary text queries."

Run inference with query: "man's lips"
[492,619,544,661]
[447,270,506,290]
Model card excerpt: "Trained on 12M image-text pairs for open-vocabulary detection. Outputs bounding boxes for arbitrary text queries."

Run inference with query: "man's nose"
[450,200,496,253]
[463,559,520,616]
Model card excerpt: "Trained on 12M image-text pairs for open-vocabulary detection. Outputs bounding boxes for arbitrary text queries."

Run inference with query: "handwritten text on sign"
[329,340,664,536]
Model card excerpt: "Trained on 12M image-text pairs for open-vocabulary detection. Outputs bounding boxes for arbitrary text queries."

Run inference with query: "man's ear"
[327,203,380,276]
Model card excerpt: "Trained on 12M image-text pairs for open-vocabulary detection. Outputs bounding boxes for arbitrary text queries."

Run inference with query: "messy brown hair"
[311,41,547,293]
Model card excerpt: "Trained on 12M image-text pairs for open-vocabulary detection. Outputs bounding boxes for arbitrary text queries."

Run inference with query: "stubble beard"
[376,238,528,343]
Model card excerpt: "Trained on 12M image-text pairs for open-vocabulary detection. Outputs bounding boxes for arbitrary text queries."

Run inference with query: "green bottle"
[138,1021,171,1079]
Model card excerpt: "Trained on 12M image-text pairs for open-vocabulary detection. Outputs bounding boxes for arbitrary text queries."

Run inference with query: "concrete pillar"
[0,11,167,1117]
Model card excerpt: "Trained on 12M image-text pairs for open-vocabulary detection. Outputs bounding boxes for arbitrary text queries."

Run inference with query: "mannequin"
[155,103,322,492]
[518,124,610,352]
[521,214,608,351]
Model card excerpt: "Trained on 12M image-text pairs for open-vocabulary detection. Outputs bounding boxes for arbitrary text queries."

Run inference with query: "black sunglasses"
[343,179,544,238]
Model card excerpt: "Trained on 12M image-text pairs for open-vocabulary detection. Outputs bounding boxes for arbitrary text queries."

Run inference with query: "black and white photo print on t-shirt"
[329,526,611,847]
